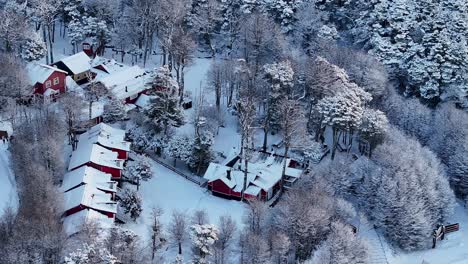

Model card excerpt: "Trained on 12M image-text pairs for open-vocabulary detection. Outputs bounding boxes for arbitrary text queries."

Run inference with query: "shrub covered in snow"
[190,224,219,264]
[119,189,143,221]
[124,154,153,182]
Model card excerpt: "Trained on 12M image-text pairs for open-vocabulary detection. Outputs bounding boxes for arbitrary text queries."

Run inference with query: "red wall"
[85,162,122,179]
[97,143,128,160]
[65,204,85,216]
[34,71,66,95]
[211,179,232,196]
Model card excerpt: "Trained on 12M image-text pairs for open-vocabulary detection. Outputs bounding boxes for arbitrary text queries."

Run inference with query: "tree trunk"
[48,25,54,63]
[179,64,185,104]
[43,26,49,64]
[331,128,338,160]
[178,242,182,254]
[281,145,289,191]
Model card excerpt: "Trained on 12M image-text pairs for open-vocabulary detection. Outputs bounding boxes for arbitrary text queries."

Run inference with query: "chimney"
[226,170,231,180]
[125,86,128,92]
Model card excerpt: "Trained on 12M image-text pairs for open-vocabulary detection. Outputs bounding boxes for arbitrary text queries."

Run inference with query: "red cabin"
[26,63,67,97]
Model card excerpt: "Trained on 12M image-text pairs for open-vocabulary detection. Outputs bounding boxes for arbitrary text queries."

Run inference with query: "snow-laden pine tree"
[64,243,117,264]
[309,221,368,264]
[20,31,47,61]
[124,155,153,182]
[266,0,302,33]
[165,135,193,166]
[191,224,219,264]
[367,128,455,250]
[189,130,214,175]
[119,189,143,221]
[357,108,388,157]
[262,60,294,149]
[147,68,183,130]
[103,98,127,123]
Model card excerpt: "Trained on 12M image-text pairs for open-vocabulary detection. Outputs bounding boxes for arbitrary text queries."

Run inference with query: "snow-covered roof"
[92,56,127,74]
[62,166,116,193]
[80,101,104,120]
[66,76,83,94]
[99,65,153,100]
[204,163,234,188]
[135,94,156,109]
[59,52,91,74]
[63,208,114,236]
[80,123,130,152]
[0,120,13,135]
[26,63,67,85]
[285,167,302,178]
[64,184,117,214]
[68,142,124,171]
[204,152,303,194]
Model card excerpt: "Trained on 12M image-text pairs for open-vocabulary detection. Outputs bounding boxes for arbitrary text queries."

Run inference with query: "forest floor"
[0,143,18,216]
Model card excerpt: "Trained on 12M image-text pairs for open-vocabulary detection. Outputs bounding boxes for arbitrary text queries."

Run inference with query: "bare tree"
[149,207,164,261]
[214,215,237,264]
[238,85,256,201]
[191,209,209,225]
[278,97,308,190]
[59,93,84,145]
[169,210,188,255]
[244,199,268,235]
[172,27,196,104]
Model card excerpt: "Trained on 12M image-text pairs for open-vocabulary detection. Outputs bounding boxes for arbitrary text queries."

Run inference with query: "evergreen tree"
[189,130,214,175]
[20,31,47,61]
[103,98,127,123]
[190,224,219,264]
[120,189,143,221]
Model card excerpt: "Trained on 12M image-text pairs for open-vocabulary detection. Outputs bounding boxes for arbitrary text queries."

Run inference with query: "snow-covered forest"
[0,0,467,263]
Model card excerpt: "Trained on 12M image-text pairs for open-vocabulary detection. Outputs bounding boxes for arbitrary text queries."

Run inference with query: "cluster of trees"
[314,0,468,108]
[0,104,66,263]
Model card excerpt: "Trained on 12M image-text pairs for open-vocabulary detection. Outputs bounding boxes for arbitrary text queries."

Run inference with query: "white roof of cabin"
[62,166,116,193]
[204,152,303,194]
[100,65,152,100]
[80,123,130,152]
[68,142,124,171]
[63,208,114,236]
[60,52,91,74]
[92,56,127,74]
[64,184,117,214]
[26,63,67,85]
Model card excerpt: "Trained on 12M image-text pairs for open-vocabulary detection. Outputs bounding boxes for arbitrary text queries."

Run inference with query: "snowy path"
[359,217,389,264]
[0,143,18,215]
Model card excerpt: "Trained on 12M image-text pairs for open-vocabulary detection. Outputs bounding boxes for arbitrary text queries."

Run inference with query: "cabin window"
[83,44,90,49]
[53,77,59,85]
[45,80,51,88]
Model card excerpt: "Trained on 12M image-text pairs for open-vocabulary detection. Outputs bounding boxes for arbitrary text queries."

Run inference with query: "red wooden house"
[68,142,124,180]
[204,152,303,202]
[63,184,116,218]
[62,166,117,200]
[26,63,67,97]
[80,123,131,160]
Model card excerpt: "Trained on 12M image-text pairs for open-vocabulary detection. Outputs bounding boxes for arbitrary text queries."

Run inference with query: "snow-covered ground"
[126,160,246,259]
[0,143,18,215]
